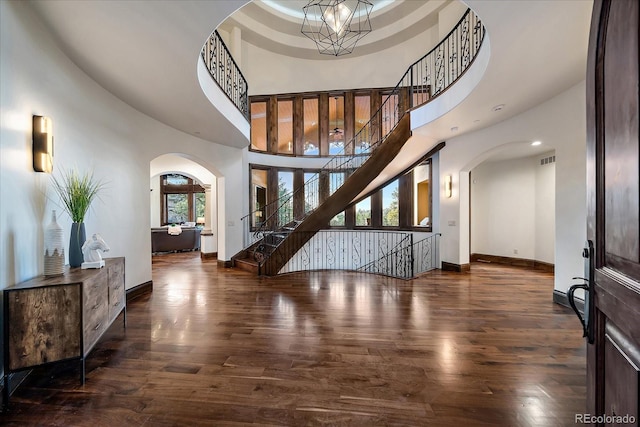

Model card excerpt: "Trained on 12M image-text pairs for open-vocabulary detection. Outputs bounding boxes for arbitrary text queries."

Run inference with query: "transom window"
[303,98,319,155]
[250,101,267,151]
[249,86,416,157]
[354,94,371,154]
[328,95,345,155]
[277,99,293,154]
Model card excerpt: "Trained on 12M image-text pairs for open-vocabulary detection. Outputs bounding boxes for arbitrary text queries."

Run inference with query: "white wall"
[438,1,469,40]
[150,176,161,227]
[0,0,246,300]
[470,153,555,263]
[535,154,556,264]
[439,81,586,293]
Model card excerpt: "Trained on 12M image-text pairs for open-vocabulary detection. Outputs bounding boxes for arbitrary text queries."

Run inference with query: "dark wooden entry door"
[586,0,640,423]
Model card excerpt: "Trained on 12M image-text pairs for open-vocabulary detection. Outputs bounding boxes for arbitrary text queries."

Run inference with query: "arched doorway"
[150,153,221,258]
[463,141,556,270]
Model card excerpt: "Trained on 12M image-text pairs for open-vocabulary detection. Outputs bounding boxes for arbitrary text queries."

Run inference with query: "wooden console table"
[2,257,126,409]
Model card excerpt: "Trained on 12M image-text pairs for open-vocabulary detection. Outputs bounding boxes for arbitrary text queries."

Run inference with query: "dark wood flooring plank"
[1,252,586,426]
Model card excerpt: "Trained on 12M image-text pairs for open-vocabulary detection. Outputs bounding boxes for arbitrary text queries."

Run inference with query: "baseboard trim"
[441,262,471,272]
[201,252,217,259]
[218,259,233,268]
[471,253,555,273]
[126,280,153,303]
[553,289,584,312]
[533,260,555,273]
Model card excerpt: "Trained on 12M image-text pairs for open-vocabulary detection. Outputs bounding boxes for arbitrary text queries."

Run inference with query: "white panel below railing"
[279,230,440,278]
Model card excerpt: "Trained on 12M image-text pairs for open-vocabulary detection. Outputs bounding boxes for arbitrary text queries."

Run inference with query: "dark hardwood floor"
[1,252,586,426]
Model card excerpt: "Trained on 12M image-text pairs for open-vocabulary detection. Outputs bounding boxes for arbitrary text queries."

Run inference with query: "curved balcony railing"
[266,229,441,279]
[201,30,249,121]
[277,230,413,277]
[242,8,485,253]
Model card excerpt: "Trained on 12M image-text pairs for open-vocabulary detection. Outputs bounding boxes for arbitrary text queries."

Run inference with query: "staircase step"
[234,257,259,274]
[264,235,287,243]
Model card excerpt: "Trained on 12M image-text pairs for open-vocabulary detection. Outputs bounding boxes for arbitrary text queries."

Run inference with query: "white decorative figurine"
[81,233,110,269]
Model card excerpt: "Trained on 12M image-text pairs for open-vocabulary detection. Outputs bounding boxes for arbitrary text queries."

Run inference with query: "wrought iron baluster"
[200,31,249,120]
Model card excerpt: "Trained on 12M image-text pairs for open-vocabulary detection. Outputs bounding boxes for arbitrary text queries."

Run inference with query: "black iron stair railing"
[357,233,441,279]
[357,232,414,279]
[240,8,485,273]
[201,30,249,121]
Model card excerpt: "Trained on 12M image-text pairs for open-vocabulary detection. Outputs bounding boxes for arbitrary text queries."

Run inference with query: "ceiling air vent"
[540,155,556,166]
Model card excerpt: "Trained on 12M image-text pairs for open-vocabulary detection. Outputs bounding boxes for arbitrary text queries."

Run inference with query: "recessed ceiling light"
[451,126,459,132]
[492,104,505,112]
[531,141,542,146]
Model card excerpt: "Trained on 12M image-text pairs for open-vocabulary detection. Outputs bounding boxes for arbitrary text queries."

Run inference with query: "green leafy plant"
[51,168,106,223]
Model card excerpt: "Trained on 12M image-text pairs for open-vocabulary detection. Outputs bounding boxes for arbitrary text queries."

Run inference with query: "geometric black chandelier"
[301,0,373,56]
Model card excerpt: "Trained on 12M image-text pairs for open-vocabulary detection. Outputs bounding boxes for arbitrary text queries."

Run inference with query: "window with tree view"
[355,197,371,226]
[161,174,205,225]
[382,180,399,226]
[304,172,319,213]
[329,172,345,226]
[248,160,433,232]
[278,171,294,226]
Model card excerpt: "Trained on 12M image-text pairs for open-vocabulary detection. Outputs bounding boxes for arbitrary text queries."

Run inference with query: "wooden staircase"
[231,8,487,276]
[232,219,303,273]
[259,114,412,275]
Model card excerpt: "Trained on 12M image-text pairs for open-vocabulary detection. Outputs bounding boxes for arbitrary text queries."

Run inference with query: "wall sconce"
[33,115,53,173]
[444,174,452,198]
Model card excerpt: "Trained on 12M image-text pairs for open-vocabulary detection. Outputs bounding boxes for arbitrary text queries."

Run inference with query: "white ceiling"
[26,0,593,161]
[219,0,445,60]
[417,0,592,139]
[27,0,251,148]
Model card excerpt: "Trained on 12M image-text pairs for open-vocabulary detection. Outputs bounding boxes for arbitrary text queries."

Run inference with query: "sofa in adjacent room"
[151,227,201,253]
